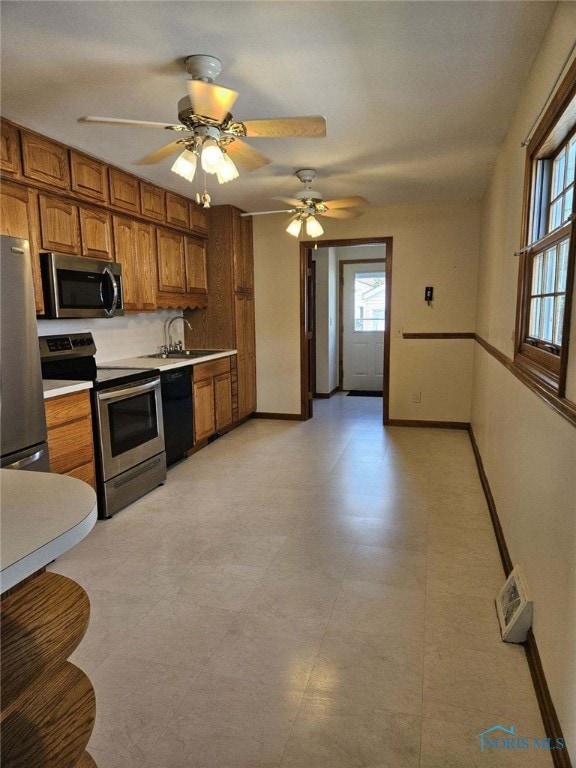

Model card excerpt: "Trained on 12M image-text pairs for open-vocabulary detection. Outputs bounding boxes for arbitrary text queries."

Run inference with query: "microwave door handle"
[101,267,119,317]
[98,379,159,401]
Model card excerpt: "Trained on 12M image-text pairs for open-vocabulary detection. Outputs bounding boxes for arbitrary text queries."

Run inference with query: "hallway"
[50,394,551,767]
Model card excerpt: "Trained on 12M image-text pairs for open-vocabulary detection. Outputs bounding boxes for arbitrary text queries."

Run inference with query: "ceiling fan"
[79,54,326,193]
[242,169,369,238]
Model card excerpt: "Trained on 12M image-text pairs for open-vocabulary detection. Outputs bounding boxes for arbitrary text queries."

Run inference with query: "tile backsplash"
[37,310,185,363]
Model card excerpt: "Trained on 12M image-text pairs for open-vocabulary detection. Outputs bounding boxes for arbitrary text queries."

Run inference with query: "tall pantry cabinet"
[184,205,256,421]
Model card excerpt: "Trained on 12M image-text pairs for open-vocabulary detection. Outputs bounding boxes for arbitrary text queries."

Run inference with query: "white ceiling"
[1,1,556,214]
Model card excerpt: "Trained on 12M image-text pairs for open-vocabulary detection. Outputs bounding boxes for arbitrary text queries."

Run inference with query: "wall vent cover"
[496,565,532,643]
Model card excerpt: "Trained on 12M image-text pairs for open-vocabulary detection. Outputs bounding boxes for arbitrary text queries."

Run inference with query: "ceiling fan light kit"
[79,53,326,198]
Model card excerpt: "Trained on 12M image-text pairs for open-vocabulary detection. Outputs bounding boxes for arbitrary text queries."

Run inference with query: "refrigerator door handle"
[4,450,45,470]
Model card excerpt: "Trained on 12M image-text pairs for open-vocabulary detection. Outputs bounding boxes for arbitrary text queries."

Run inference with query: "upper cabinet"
[185,236,207,294]
[140,182,165,223]
[156,228,208,309]
[113,216,156,312]
[21,131,70,189]
[70,151,108,203]
[108,168,140,213]
[38,194,80,254]
[157,228,186,294]
[0,121,21,177]
[166,192,190,229]
[233,211,254,294]
[79,206,113,261]
[189,203,208,236]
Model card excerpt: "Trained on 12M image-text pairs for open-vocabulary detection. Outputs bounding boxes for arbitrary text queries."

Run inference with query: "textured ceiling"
[1,1,556,214]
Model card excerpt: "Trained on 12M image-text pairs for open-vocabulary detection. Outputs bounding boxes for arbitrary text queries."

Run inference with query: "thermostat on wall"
[496,565,532,643]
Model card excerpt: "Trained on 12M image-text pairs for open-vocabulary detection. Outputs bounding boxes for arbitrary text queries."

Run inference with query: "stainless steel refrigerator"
[0,235,50,470]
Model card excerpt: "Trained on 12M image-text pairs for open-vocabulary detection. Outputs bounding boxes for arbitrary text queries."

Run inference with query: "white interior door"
[342,262,385,391]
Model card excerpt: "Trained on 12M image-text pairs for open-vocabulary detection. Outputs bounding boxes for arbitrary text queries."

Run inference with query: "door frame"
[339,258,388,393]
[299,237,393,424]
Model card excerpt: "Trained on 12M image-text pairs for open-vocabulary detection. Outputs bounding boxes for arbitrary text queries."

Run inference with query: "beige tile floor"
[49,394,553,767]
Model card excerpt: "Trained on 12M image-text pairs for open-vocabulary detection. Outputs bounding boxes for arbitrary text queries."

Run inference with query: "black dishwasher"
[160,367,194,466]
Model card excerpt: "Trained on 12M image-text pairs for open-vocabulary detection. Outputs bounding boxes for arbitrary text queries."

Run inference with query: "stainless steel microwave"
[40,252,124,319]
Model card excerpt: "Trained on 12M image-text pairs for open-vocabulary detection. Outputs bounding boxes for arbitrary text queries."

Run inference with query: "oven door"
[96,376,165,480]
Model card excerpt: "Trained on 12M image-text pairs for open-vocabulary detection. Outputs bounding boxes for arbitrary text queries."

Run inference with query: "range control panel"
[39,332,97,360]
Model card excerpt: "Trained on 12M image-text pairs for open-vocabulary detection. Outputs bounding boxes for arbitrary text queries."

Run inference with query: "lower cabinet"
[45,390,96,489]
[193,357,233,443]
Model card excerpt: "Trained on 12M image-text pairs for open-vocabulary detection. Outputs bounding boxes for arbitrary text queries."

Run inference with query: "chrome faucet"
[165,316,194,352]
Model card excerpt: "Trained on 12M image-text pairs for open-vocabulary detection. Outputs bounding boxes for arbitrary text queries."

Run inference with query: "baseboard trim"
[468,426,571,768]
[252,412,304,421]
[387,419,470,429]
[467,426,512,575]
[314,386,340,399]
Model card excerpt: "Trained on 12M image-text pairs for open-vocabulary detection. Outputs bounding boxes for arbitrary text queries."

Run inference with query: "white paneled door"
[342,262,385,391]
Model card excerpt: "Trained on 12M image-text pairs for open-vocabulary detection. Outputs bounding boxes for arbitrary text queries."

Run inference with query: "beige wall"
[253,200,481,418]
[472,1,576,751]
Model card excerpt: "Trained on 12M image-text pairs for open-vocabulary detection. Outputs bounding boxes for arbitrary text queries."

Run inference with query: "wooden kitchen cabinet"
[108,167,140,213]
[185,235,207,294]
[193,357,233,442]
[0,181,44,313]
[189,202,208,236]
[70,150,108,203]
[39,194,80,254]
[0,121,21,177]
[184,206,256,421]
[166,192,190,229]
[79,205,113,260]
[113,215,156,311]
[156,227,207,309]
[45,390,96,489]
[140,181,165,222]
[21,131,70,189]
[157,227,185,293]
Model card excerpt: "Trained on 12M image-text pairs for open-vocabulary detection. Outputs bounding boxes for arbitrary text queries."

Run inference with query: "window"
[354,271,386,331]
[516,63,576,393]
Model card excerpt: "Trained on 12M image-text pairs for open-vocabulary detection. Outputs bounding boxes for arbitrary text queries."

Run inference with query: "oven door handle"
[101,267,119,317]
[98,379,159,402]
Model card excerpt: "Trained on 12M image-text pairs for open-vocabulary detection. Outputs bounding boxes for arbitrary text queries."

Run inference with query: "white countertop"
[43,380,93,399]
[104,349,237,371]
[0,470,97,594]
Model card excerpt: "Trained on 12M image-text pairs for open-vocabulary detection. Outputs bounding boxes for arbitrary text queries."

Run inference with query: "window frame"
[515,61,576,395]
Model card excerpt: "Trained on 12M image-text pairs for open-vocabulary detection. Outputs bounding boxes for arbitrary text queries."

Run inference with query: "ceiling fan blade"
[79,116,182,130]
[322,196,369,209]
[241,209,296,217]
[273,196,302,207]
[226,139,271,171]
[321,208,361,220]
[187,80,239,122]
[134,140,185,165]
[243,116,326,138]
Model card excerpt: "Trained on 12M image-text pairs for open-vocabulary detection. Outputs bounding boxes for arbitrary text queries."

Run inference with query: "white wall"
[37,309,182,363]
[253,200,481,418]
[472,2,576,752]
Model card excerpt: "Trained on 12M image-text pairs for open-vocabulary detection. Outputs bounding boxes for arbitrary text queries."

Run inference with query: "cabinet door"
[109,168,140,213]
[189,203,208,236]
[166,192,189,229]
[185,236,208,294]
[70,151,108,203]
[232,211,254,293]
[235,294,256,419]
[140,182,165,222]
[193,378,215,442]
[79,206,112,260]
[135,221,157,311]
[157,228,186,293]
[39,195,80,254]
[214,372,232,431]
[0,121,21,177]
[0,181,44,313]
[21,131,70,189]
[112,216,138,310]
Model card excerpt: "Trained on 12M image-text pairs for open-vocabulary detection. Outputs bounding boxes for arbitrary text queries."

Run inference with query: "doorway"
[341,260,386,392]
[300,237,392,423]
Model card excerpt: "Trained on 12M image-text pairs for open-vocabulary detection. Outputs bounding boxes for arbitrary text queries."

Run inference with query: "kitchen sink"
[140,349,226,360]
